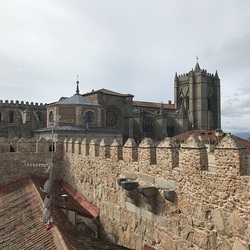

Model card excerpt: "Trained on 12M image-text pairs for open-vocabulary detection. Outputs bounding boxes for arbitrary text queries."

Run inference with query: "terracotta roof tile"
[0,175,130,250]
[172,130,223,144]
[133,100,175,110]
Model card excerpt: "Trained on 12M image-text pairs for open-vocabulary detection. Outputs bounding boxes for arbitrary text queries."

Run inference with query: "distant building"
[1,63,221,142]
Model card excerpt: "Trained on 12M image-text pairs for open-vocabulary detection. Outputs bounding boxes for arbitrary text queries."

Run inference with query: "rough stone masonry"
[0,134,249,249]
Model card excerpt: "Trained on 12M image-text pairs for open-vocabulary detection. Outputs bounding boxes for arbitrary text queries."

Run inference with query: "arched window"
[179,97,184,109]
[37,111,43,123]
[49,143,55,152]
[208,98,212,111]
[186,96,189,110]
[9,111,14,123]
[49,111,54,122]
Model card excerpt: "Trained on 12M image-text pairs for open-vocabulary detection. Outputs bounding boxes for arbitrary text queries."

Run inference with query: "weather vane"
[196,55,199,62]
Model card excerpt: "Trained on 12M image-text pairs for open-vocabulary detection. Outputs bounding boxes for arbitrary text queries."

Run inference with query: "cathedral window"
[179,97,184,109]
[167,125,175,137]
[105,105,123,129]
[9,111,14,123]
[186,96,189,110]
[208,98,212,111]
[37,111,43,123]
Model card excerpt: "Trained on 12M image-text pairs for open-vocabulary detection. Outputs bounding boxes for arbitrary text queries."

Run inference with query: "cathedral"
[0,63,221,143]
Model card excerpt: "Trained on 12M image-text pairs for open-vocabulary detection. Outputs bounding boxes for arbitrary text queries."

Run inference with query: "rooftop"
[0,175,129,250]
[133,100,175,110]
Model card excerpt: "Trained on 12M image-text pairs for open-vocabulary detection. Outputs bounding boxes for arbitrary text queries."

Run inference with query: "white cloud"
[0,0,250,132]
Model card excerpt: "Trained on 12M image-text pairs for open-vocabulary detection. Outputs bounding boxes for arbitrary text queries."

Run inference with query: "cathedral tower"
[174,63,221,131]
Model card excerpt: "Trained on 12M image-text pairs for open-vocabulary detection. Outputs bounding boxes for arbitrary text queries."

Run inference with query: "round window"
[105,105,123,129]
[83,111,96,125]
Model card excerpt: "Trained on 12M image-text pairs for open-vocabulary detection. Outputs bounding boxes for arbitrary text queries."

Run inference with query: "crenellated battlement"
[61,134,248,177]
[61,134,250,249]
[0,99,45,107]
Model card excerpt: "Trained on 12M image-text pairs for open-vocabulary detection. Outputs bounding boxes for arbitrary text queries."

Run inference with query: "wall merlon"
[110,138,122,161]
[81,138,89,156]
[215,134,248,176]
[64,138,69,153]
[74,137,82,155]
[99,139,110,159]
[138,138,156,165]
[156,137,179,169]
[89,139,99,157]
[123,138,138,163]
[68,137,75,154]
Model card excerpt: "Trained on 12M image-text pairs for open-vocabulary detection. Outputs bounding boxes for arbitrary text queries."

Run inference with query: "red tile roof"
[0,175,129,250]
[133,100,175,110]
[172,130,225,144]
[172,130,250,153]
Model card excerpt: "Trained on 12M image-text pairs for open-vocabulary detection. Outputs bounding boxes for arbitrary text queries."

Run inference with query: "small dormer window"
[49,111,54,122]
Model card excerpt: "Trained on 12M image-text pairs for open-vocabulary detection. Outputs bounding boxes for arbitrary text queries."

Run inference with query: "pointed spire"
[76,75,80,95]
[215,70,219,79]
[175,72,178,79]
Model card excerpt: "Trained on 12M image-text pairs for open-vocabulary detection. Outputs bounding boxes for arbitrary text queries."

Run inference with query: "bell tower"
[174,63,221,131]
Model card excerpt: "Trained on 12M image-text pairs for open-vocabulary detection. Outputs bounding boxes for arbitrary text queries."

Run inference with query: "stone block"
[155,178,176,189]
[124,171,137,180]
[138,173,155,184]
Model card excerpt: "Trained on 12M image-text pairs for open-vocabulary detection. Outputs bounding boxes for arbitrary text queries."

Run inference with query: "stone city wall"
[0,134,249,250]
[61,134,250,250]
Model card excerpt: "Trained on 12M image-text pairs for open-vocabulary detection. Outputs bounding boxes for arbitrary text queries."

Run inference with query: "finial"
[76,75,79,94]
[196,55,199,63]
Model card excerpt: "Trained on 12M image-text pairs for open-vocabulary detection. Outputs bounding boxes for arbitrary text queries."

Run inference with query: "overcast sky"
[0,0,250,134]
